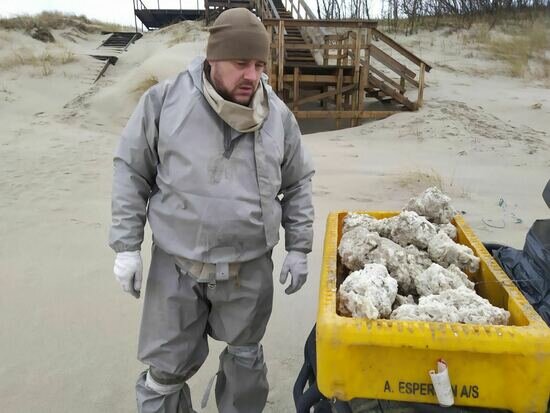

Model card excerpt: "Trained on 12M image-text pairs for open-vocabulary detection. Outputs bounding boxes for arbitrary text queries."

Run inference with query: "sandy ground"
[0,21,549,412]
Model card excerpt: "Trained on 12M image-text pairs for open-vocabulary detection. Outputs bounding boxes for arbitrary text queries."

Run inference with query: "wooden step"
[366,75,414,110]
[285,57,316,62]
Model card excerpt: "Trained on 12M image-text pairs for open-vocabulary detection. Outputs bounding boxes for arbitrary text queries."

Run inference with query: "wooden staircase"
[258,0,432,125]
[89,32,142,84]
[271,0,316,65]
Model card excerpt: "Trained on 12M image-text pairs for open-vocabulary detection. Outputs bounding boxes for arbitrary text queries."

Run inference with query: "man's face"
[208,60,265,106]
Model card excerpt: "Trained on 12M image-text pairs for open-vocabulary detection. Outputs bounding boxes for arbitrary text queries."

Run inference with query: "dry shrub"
[132,75,159,94]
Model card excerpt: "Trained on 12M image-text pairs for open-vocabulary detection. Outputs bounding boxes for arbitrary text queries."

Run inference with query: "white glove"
[113,251,142,298]
[279,251,308,294]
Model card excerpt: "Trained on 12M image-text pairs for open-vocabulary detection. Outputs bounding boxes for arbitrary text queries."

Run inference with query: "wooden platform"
[204,0,255,23]
[134,9,204,30]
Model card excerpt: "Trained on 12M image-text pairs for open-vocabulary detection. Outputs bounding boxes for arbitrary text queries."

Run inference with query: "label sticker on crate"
[383,380,479,399]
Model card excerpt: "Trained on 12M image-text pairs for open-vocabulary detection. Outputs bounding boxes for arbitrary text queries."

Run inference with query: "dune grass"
[0,11,133,33]
[379,10,549,79]
[0,47,77,75]
[397,169,446,192]
[488,20,549,77]
[396,169,469,198]
[463,14,550,78]
[132,75,159,94]
[162,21,207,47]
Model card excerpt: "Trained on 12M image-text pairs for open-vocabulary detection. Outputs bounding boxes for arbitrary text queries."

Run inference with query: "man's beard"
[219,84,255,106]
[210,72,255,106]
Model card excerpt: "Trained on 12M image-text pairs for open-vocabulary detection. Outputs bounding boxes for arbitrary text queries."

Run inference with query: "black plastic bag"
[493,219,550,325]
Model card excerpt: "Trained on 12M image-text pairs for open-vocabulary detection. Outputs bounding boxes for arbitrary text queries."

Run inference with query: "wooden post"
[347,31,354,66]
[321,86,328,108]
[278,20,285,97]
[364,28,371,91]
[293,67,300,110]
[351,28,361,127]
[417,62,425,109]
[133,0,138,33]
[336,67,343,129]
[267,25,273,87]
[337,38,343,67]
[358,31,368,124]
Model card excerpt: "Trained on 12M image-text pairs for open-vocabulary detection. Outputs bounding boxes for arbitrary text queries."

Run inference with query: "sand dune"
[0,20,549,412]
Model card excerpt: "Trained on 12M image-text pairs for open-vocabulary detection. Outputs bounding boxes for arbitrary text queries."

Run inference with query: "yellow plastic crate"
[317,211,550,413]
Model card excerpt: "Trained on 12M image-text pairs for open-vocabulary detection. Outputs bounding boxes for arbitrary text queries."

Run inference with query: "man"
[109,8,314,413]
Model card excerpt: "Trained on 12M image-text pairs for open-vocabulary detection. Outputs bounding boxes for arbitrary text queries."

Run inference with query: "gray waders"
[136,244,273,413]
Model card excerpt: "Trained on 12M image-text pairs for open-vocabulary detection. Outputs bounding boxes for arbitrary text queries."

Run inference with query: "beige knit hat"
[207,8,269,63]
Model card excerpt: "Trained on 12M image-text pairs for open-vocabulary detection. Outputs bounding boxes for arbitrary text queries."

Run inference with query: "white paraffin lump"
[342,213,379,234]
[437,223,458,240]
[415,263,475,296]
[428,232,480,273]
[338,264,398,319]
[338,226,381,271]
[391,297,461,323]
[338,228,429,295]
[389,210,437,249]
[337,188,509,325]
[342,213,393,238]
[404,187,457,224]
[390,287,510,325]
[404,245,433,268]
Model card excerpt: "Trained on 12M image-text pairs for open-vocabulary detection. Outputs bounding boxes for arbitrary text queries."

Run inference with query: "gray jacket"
[109,57,314,264]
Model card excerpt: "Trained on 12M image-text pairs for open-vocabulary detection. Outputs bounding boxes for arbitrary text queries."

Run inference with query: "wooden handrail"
[263,19,378,28]
[348,47,420,89]
[372,28,431,71]
[285,0,316,20]
[297,0,317,19]
[369,45,417,81]
[135,0,148,10]
[261,0,280,19]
